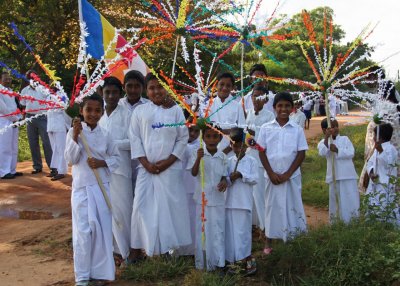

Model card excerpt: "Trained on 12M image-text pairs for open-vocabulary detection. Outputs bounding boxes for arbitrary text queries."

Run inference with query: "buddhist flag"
[78,0,149,78]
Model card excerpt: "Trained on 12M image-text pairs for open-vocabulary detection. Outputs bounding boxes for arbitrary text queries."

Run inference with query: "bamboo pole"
[171,36,180,79]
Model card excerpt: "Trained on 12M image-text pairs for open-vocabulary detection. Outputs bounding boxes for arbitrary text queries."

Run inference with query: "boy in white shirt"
[257,92,308,254]
[366,123,398,222]
[318,118,360,223]
[99,77,133,264]
[246,86,274,230]
[180,125,201,256]
[65,94,118,285]
[128,73,191,258]
[289,101,307,129]
[189,125,228,270]
[208,72,245,154]
[225,128,258,275]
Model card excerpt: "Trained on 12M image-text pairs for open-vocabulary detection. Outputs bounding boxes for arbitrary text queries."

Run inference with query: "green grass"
[17,125,47,162]
[302,124,367,207]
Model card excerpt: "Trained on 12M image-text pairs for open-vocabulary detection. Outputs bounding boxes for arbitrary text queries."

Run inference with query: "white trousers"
[48,131,68,174]
[72,184,115,282]
[130,167,191,256]
[110,173,133,259]
[0,118,18,177]
[195,204,225,270]
[252,167,266,230]
[179,193,196,256]
[225,208,252,263]
[265,175,307,242]
[328,179,360,223]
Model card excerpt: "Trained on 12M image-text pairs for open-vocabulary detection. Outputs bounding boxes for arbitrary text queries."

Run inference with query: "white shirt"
[118,96,149,113]
[182,137,200,194]
[187,148,228,206]
[20,85,48,115]
[99,104,132,178]
[128,102,188,168]
[317,135,359,183]
[47,109,71,132]
[246,108,275,138]
[225,154,258,210]
[0,84,19,121]
[289,109,307,128]
[257,119,308,178]
[65,122,119,189]
[303,99,313,111]
[367,142,398,186]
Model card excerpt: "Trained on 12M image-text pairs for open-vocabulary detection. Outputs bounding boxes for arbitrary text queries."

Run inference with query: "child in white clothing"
[225,128,258,275]
[65,94,118,285]
[289,101,307,129]
[257,92,308,254]
[366,123,398,222]
[189,125,228,270]
[318,118,360,223]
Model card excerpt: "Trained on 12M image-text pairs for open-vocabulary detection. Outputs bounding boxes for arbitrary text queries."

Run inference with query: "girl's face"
[124,78,144,103]
[80,99,103,129]
[147,79,167,106]
[217,78,234,101]
[274,100,293,121]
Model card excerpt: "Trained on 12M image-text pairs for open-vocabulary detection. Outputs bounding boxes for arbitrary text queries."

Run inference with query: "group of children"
[62,63,398,285]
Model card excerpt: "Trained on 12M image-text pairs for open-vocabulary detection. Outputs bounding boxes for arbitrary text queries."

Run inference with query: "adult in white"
[0,71,22,179]
[46,90,70,180]
[99,77,133,262]
[128,73,191,258]
[20,71,53,174]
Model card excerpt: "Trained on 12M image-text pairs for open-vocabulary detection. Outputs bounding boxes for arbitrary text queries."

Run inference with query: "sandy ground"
[0,111,369,286]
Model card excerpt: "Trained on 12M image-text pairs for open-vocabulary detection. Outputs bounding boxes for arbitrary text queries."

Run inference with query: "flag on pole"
[78,0,149,79]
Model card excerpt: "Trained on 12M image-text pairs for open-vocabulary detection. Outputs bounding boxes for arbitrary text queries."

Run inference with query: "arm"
[336,137,355,160]
[259,151,281,185]
[191,148,204,176]
[318,139,329,157]
[128,108,146,159]
[240,158,258,185]
[64,127,82,165]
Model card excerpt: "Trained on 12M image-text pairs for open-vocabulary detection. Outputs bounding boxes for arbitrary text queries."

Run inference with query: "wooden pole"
[171,36,180,79]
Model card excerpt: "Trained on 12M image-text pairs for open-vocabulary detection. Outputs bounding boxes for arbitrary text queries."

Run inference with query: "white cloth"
[317,135,359,183]
[65,123,119,189]
[265,92,275,113]
[99,104,132,178]
[303,99,313,111]
[187,148,228,206]
[328,95,337,118]
[226,154,258,210]
[225,208,252,263]
[0,84,19,121]
[0,118,18,177]
[46,109,70,132]
[118,96,149,113]
[128,102,191,256]
[195,204,225,270]
[289,110,306,128]
[243,91,253,111]
[48,131,68,174]
[20,85,48,114]
[208,95,245,151]
[245,108,275,138]
[328,179,360,223]
[110,173,133,259]
[257,119,308,179]
[71,183,115,282]
[264,175,307,241]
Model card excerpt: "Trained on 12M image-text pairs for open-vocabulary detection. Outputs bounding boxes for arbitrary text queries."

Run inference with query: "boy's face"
[231,141,247,156]
[251,70,268,88]
[1,73,12,87]
[124,78,143,103]
[203,129,222,151]
[330,120,339,137]
[103,85,122,110]
[294,102,301,110]
[274,100,293,121]
[252,90,267,112]
[80,99,104,129]
[217,77,234,100]
[147,79,167,106]
[188,126,200,143]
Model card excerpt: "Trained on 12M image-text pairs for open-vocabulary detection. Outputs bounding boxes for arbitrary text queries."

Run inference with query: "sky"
[257,0,400,80]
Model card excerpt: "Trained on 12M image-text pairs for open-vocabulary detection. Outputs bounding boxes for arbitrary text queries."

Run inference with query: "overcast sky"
[257,0,400,80]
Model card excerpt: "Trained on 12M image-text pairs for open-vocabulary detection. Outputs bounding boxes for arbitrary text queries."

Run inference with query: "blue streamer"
[0,62,29,82]
[9,22,33,52]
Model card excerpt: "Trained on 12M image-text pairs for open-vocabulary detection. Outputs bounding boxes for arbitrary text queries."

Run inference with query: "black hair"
[230,127,244,143]
[144,72,158,88]
[202,122,222,136]
[273,91,294,108]
[216,72,235,86]
[252,86,269,95]
[124,70,145,86]
[249,63,268,76]
[80,93,104,109]
[320,117,338,129]
[103,76,123,94]
[374,123,393,142]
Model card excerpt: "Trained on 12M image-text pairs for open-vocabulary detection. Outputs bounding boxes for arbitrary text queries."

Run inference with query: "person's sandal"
[51,174,65,181]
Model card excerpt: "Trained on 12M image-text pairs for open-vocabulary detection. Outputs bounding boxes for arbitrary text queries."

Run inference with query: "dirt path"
[0,111,369,286]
